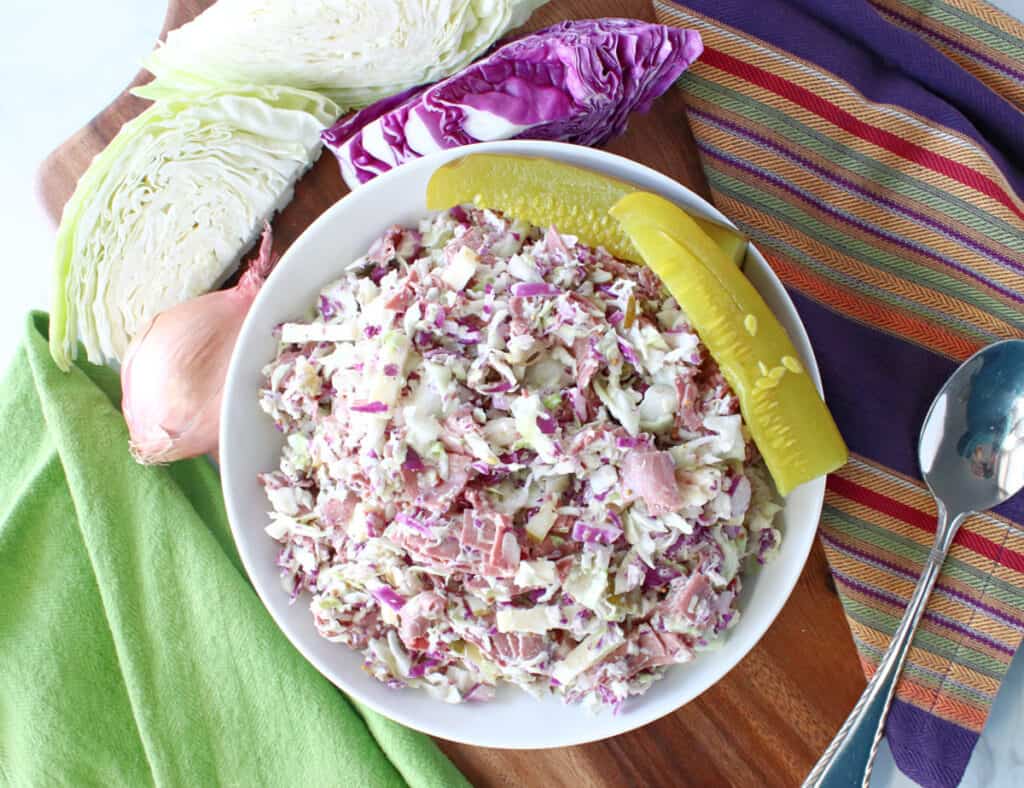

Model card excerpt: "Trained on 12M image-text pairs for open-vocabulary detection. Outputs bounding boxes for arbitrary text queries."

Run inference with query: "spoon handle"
[803,505,966,788]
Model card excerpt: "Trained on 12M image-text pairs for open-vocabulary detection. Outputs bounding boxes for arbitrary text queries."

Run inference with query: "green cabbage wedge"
[143,0,549,109]
[50,85,338,370]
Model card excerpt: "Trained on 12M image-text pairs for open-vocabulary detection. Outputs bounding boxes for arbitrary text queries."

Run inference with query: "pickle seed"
[782,355,803,374]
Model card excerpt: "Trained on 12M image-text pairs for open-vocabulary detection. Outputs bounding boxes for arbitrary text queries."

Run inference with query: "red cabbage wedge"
[322,19,703,188]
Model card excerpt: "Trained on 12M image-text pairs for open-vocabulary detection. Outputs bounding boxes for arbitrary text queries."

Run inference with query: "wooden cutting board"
[36,1,867,784]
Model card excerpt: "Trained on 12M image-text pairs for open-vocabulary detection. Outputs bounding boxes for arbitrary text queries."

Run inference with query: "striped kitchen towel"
[652,1,1024,786]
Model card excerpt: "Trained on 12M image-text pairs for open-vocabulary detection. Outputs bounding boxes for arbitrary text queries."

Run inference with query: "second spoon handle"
[803,504,967,788]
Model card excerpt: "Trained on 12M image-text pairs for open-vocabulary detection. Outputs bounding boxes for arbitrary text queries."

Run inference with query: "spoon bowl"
[919,340,1024,516]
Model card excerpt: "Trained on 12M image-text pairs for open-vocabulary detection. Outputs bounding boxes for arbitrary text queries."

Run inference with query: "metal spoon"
[804,339,1024,788]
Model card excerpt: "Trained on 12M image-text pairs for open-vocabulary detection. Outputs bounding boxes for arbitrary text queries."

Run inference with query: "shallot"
[121,226,277,464]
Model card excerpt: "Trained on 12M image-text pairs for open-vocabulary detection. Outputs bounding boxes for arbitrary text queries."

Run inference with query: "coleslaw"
[258,206,782,710]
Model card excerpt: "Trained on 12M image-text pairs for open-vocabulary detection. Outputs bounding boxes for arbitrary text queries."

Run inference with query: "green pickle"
[609,191,848,495]
[426,153,747,266]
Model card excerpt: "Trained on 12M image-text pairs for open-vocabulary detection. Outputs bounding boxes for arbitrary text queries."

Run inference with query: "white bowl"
[221,140,825,748]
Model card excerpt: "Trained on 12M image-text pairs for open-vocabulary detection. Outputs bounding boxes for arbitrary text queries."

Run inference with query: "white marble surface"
[1,0,1022,785]
[0,0,162,373]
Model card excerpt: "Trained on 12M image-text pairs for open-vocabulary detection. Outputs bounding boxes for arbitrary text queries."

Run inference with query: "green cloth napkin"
[0,313,469,788]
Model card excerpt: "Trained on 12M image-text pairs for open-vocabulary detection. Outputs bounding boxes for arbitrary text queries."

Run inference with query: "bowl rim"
[221,139,825,748]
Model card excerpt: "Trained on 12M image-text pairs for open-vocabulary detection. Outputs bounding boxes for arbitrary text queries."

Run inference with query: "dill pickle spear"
[426,153,747,266]
[610,191,848,495]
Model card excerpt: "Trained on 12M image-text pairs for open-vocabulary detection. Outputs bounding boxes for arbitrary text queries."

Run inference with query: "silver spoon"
[804,339,1024,788]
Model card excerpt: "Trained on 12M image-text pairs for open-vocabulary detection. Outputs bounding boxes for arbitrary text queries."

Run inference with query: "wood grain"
[36,0,866,784]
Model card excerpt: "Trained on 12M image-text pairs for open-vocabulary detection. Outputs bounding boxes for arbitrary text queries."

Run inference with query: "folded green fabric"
[0,312,468,788]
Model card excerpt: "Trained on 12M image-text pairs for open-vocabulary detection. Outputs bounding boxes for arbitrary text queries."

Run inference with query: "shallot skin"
[121,226,276,464]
